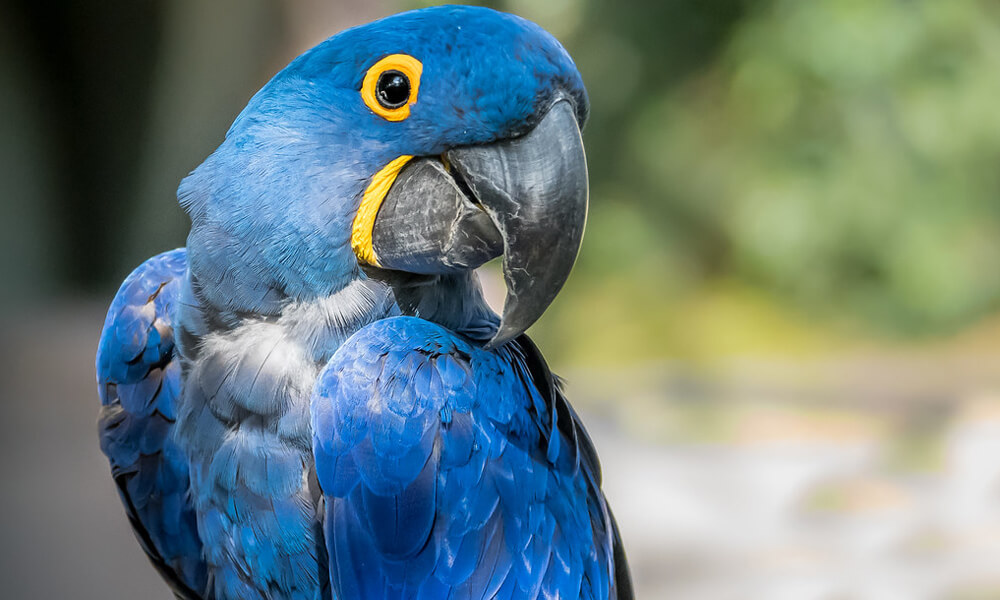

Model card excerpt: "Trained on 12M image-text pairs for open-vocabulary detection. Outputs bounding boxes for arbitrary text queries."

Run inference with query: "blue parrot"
[96,6,631,600]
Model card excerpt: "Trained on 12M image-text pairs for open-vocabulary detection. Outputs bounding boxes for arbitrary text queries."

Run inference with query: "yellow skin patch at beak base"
[352,155,414,267]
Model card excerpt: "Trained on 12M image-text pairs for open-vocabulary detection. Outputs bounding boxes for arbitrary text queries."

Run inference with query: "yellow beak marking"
[351,155,414,267]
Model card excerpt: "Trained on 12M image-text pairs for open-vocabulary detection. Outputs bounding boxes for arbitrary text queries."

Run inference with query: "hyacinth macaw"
[96,6,631,600]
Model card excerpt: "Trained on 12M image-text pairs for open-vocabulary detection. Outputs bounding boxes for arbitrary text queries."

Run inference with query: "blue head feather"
[179,6,587,314]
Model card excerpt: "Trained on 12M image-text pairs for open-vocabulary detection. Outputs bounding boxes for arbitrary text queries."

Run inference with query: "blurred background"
[3,0,1000,598]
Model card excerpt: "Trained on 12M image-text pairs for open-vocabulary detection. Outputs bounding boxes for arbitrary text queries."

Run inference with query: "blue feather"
[96,249,207,598]
[97,6,626,599]
[311,317,620,599]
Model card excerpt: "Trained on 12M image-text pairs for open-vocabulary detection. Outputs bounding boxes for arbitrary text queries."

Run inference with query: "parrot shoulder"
[96,248,207,600]
[311,315,631,599]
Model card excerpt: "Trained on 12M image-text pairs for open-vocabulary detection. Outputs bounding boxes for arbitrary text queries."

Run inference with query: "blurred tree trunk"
[0,5,54,308]
[3,0,164,296]
[123,0,284,271]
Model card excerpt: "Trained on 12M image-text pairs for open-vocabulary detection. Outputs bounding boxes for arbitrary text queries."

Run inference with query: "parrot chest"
[175,278,396,600]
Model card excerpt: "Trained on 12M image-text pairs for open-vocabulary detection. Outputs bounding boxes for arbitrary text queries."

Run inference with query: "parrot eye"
[361,54,423,122]
[376,71,410,109]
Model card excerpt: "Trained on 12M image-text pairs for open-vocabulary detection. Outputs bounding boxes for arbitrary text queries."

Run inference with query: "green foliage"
[639,0,1000,333]
[506,0,1000,361]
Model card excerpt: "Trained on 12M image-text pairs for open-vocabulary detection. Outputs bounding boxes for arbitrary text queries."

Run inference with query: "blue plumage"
[313,317,620,599]
[97,249,206,599]
[96,6,628,599]
[179,7,584,318]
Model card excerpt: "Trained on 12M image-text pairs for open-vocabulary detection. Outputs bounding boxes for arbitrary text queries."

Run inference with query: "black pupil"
[376,71,410,109]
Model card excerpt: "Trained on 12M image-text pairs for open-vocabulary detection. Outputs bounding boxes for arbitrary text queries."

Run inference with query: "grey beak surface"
[448,100,588,348]
[372,99,588,348]
[372,158,504,274]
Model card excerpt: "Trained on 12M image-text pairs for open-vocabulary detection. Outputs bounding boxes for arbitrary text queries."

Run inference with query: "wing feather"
[96,249,207,600]
[311,316,631,599]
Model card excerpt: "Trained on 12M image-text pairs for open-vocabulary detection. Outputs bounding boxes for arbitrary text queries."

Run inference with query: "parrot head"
[180,5,588,347]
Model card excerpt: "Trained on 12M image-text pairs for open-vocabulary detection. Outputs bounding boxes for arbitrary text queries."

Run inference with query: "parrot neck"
[372,270,500,343]
[181,200,366,317]
[178,115,390,316]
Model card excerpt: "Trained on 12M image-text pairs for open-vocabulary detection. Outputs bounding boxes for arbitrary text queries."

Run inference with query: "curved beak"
[370,99,588,348]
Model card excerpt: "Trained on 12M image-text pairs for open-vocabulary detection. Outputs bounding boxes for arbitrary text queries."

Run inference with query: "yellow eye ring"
[361,54,423,121]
